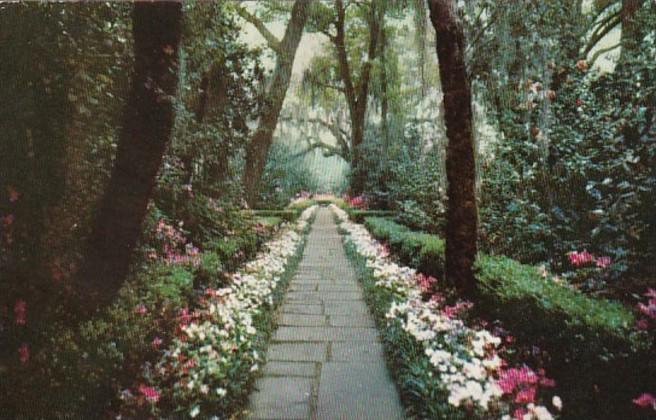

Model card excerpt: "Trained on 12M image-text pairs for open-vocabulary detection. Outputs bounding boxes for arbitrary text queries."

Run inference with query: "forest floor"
[246,208,404,419]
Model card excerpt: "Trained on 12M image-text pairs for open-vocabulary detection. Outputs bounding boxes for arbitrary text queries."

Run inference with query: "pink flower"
[632,393,656,409]
[151,336,163,349]
[513,407,528,420]
[134,304,147,315]
[18,343,29,364]
[636,318,650,330]
[596,256,611,268]
[568,249,594,266]
[638,302,656,319]
[14,299,27,325]
[645,289,656,299]
[138,384,160,403]
[515,386,537,404]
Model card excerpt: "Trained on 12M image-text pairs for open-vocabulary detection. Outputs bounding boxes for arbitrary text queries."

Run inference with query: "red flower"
[14,299,27,325]
[134,304,147,315]
[138,384,161,403]
[7,186,19,203]
[1,214,14,226]
[18,343,29,364]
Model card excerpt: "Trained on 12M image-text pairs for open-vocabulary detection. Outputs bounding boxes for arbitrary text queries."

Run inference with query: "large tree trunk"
[618,0,644,63]
[333,0,383,196]
[75,2,182,312]
[242,0,313,207]
[428,0,478,295]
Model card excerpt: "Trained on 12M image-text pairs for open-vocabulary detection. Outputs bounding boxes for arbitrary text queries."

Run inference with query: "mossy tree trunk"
[76,2,182,312]
[427,0,478,295]
[241,0,313,207]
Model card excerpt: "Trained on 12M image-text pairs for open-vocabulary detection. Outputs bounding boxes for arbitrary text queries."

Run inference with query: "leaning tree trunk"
[618,0,644,64]
[428,0,478,295]
[75,2,182,312]
[242,0,313,207]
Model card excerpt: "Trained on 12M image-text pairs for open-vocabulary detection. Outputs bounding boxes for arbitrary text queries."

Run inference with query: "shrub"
[247,209,297,222]
[362,215,654,419]
[347,209,396,223]
[475,255,653,419]
[364,217,445,278]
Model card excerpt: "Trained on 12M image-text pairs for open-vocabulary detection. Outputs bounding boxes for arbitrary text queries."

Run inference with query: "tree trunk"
[242,0,313,207]
[618,0,643,64]
[333,0,383,196]
[75,2,182,312]
[428,0,478,295]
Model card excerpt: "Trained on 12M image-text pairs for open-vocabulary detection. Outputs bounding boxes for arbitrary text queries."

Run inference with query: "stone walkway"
[247,207,404,420]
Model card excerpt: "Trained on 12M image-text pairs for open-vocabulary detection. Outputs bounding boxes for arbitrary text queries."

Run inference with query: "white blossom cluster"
[152,206,317,418]
[331,204,557,420]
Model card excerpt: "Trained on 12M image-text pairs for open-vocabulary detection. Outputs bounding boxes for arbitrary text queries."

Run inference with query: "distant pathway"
[247,207,404,420]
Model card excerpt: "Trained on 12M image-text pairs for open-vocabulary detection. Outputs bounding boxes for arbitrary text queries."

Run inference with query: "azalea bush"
[333,205,561,420]
[119,206,317,419]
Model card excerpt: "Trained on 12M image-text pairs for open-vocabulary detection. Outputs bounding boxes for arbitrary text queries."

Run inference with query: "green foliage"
[364,217,445,278]
[347,209,396,223]
[248,210,297,222]
[257,142,320,208]
[475,255,654,419]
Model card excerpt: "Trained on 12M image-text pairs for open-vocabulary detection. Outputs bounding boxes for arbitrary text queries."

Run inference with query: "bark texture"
[76,2,182,311]
[242,0,313,206]
[427,0,478,295]
[333,0,384,195]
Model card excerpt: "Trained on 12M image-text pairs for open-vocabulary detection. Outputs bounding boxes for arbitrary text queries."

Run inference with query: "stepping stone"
[281,304,323,315]
[267,343,327,362]
[263,361,316,377]
[331,341,385,362]
[317,362,404,419]
[249,377,312,419]
[329,314,375,327]
[274,326,378,342]
[279,314,328,327]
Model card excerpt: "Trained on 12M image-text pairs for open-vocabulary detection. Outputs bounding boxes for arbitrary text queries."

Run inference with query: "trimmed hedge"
[364,217,445,279]
[243,209,298,222]
[361,216,653,419]
[347,209,396,223]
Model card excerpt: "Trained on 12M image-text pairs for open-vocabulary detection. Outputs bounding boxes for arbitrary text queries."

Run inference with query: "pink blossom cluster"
[633,393,656,410]
[150,219,201,266]
[138,384,161,403]
[498,366,556,412]
[636,288,656,330]
[567,250,611,268]
[415,273,438,294]
[347,195,368,209]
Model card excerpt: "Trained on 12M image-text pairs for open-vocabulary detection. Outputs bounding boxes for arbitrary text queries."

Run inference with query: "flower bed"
[119,206,317,419]
[332,205,561,420]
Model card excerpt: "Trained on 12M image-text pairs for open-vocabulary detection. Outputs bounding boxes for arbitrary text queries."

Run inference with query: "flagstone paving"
[247,207,404,420]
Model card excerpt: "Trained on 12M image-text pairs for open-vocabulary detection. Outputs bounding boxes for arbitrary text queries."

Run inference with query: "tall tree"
[76,1,182,311]
[427,0,478,294]
[240,0,314,207]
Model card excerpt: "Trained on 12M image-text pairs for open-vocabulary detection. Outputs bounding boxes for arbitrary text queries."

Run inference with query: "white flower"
[552,395,562,410]
[216,387,227,397]
[189,406,200,418]
[200,384,209,394]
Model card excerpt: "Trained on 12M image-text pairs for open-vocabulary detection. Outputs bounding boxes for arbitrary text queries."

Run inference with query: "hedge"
[243,209,298,222]
[361,216,653,419]
[347,209,396,223]
[364,217,445,279]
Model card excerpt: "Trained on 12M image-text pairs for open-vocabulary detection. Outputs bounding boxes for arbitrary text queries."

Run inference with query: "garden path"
[246,207,404,419]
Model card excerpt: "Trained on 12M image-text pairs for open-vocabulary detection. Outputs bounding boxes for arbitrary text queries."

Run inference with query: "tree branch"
[583,12,621,57]
[588,42,621,67]
[235,6,282,54]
